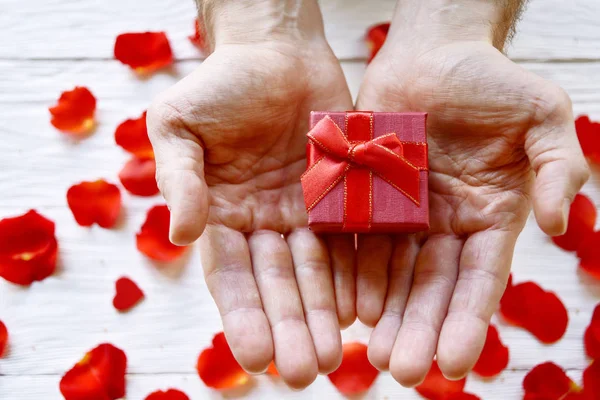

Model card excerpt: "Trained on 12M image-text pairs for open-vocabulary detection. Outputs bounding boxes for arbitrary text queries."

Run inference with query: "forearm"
[196,0,326,49]
[389,0,527,51]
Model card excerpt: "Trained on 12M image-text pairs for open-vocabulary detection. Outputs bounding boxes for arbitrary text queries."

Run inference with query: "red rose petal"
[552,193,596,252]
[114,32,173,74]
[49,87,96,134]
[115,111,154,158]
[118,157,159,197]
[67,180,121,228]
[582,360,600,399]
[266,361,279,377]
[136,205,186,262]
[145,389,190,400]
[328,342,379,395]
[523,362,580,400]
[188,18,206,52]
[0,210,58,286]
[472,324,509,377]
[197,332,249,390]
[585,304,600,359]
[577,231,600,280]
[415,360,466,400]
[576,115,600,164]
[59,343,127,400]
[500,276,568,343]
[446,393,481,400]
[112,277,144,312]
[0,320,7,357]
[365,22,390,63]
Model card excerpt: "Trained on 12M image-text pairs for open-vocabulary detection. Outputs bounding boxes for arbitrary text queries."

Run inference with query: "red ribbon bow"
[302,112,427,231]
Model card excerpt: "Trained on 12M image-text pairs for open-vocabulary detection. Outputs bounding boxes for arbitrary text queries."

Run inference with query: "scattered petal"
[585,304,600,359]
[446,393,481,400]
[136,205,186,262]
[552,193,596,252]
[365,22,390,63]
[67,180,121,228]
[118,157,159,197]
[0,320,7,357]
[266,361,279,377]
[582,360,600,399]
[500,276,568,343]
[59,343,127,400]
[188,18,206,51]
[523,362,580,400]
[114,32,173,74]
[576,115,600,164]
[472,324,509,378]
[197,332,249,390]
[415,360,466,400]
[115,111,154,158]
[577,231,600,280]
[49,87,96,134]
[145,388,190,400]
[0,210,58,286]
[112,277,144,312]
[328,342,379,395]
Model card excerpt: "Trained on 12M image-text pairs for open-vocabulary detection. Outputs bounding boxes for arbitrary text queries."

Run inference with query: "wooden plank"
[0,368,587,400]
[0,0,598,61]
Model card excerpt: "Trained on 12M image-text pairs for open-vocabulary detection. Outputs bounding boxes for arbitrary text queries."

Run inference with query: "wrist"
[199,0,327,49]
[386,0,522,53]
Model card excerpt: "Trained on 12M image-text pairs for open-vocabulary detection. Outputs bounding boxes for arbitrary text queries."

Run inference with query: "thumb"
[147,102,210,246]
[526,89,590,236]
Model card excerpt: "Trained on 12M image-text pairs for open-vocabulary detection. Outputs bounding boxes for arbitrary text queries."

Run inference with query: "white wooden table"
[1,0,599,399]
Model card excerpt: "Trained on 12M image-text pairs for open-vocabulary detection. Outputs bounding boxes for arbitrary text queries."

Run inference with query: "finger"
[356,234,393,327]
[389,235,463,387]
[368,234,419,371]
[248,230,318,389]
[200,224,273,373]
[525,89,590,236]
[325,234,357,329]
[436,230,516,379]
[288,228,343,374]
[147,100,209,245]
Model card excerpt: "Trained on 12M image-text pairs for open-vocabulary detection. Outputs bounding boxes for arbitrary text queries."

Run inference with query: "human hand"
[147,0,356,389]
[355,0,589,386]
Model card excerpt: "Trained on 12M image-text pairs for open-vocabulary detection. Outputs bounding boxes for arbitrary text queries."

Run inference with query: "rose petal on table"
[197,332,249,390]
[49,86,96,134]
[522,362,580,399]
[266,361,279,376]
[576,115,600,164]
[365,22,390,63]
[414,360,466,400]
[115,111,154,158]
[118,157,159,197]
[472,324,509,378]
[552,193,596,252]
[145,388,190,400]
[577,231,600,280]
[585,303,600,359]
[327,342,378,395]
[188,18,206,52]
[0,320,7,357]
[112,277,144,312]
[114,32,173,74]
[67,180,121,228]
[500,276,568,344]
[582,360,600,399]
[446,393,482,400]
[136,205,187,262]
[0,210,58,286]
[59,343,127,400]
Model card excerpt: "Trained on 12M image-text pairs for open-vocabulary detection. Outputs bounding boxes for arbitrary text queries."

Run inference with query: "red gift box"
[301,111,429,233]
